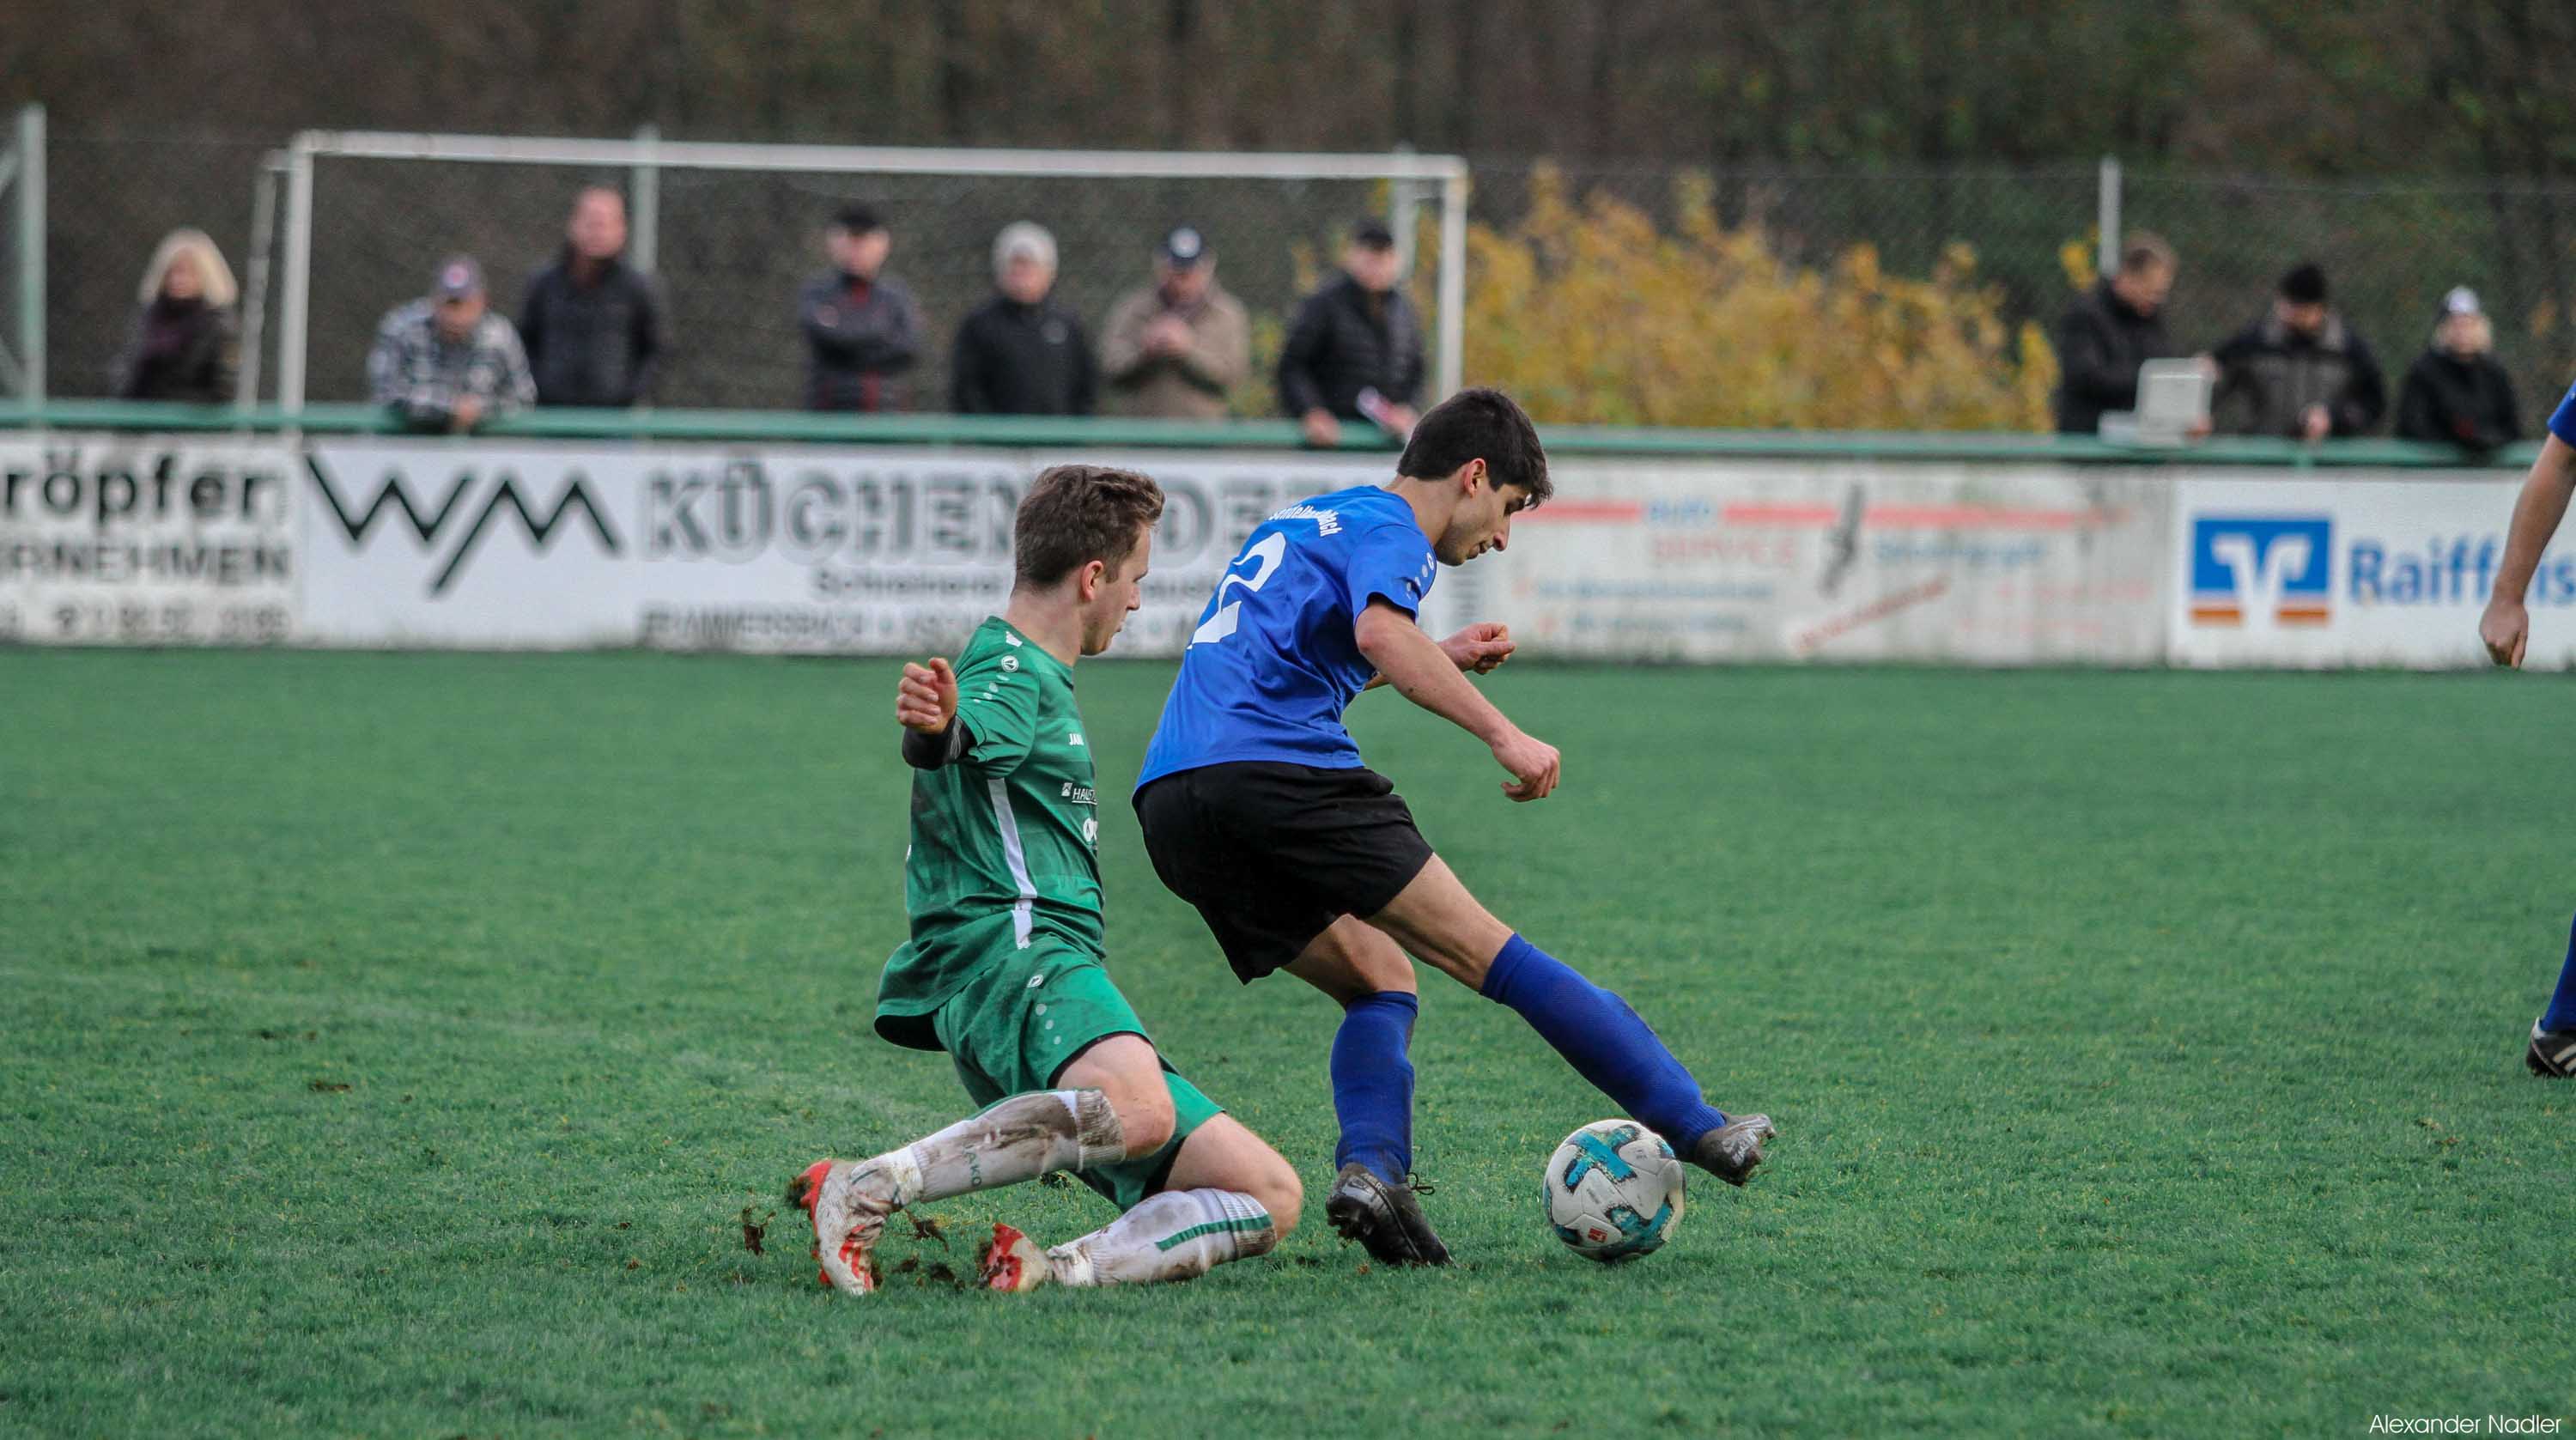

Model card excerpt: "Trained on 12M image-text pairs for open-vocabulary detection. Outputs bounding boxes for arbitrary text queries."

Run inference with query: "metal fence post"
[631,123,660,276]
[1389,142,1419,275]
[277,135,315,417]
[2097,155,2123,279]
[237,152,283,410]
[16,103,45,405]
[1437,167,1467,399]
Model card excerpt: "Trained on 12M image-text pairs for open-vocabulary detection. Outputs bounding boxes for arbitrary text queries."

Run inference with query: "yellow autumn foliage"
[1459,166,2058,431]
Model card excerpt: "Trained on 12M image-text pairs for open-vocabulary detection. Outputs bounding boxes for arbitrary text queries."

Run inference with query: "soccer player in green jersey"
[792,465,1302,1295]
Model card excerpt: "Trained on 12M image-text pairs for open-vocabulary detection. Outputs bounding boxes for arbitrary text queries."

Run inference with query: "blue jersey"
[2552,383,2576,447]
[1138,485,1437,785]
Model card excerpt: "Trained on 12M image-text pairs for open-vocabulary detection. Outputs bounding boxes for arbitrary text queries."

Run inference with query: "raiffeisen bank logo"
[2189,515,2331,626]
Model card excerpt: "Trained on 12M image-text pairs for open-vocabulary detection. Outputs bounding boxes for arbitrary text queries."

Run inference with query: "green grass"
[4,651,2572,1437]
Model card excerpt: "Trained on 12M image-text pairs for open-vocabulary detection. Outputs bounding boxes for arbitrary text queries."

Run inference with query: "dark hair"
[1013,465,1167,587]
[2119,232,2176,276]
[1395,387,1552,505]
[2281,262,2328,304]
[835,203,884,234]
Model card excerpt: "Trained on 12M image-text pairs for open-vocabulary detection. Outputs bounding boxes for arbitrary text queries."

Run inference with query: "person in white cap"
[366,255,536,434]
[2395,285,2521,451]
[950,222,1096,416]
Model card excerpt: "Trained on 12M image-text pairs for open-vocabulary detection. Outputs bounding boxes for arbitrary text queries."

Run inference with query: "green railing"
[0,398,2541,470]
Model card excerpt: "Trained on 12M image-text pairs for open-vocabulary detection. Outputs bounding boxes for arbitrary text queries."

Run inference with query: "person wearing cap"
[519,185,662,409]
[951,222,1096,416]
[1278,219,1425,446]
[2396,286,2521,452]
[2211,262,2387,441]
[366,256,536,434]
[2050,232,2185,434]
[799,203,924,412]
[1099,226,1249,422]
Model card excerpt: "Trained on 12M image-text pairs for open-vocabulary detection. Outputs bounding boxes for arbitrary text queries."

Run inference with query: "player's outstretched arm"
[1360,622,1516,691]
[1353,600,1559,801]
[896,657,968,769]
[2480,436,2576,669]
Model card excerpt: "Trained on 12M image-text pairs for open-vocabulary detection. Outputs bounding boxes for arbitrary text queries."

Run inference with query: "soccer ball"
[1541,1119,1686,1263]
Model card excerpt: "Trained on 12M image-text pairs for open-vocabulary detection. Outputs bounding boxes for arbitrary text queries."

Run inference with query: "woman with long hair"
[114,228,240,403]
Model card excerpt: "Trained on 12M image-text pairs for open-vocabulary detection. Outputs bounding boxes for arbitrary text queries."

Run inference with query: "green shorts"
[928,937,1223,1212]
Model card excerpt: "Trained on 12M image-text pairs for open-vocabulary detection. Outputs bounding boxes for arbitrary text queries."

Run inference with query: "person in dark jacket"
[2213,263,2388,441]
[799,204,924,411]
[2050,233,2181,434]
[519,186,662,408]
[950,222,1096,416]
[114,228,240,403]
[2396,286,2521,452]
[1279,219,1425,446]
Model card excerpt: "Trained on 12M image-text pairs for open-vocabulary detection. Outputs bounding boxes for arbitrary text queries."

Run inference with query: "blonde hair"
[137,228,239,308]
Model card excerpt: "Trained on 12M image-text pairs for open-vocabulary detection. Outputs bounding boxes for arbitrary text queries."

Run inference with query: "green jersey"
[875,617,1106,1046]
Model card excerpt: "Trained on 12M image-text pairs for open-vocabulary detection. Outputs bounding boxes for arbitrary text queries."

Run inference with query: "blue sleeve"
[1343,525,1434,618]
[2550,384,2576,447]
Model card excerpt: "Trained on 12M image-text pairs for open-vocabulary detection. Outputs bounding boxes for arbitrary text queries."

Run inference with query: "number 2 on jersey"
[1189,532,1288,646]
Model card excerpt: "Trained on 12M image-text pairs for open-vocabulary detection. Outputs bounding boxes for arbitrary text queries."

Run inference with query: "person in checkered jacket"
[366,255,536,434]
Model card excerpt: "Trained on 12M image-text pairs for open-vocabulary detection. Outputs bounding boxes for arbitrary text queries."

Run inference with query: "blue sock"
[2543,913,2576,1033]
[1330,990,1418,1184]
[1479,933,1728,1152]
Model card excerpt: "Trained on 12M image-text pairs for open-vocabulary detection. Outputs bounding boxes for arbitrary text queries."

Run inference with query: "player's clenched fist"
[1441,622,1516,676]
[2480,598,2530,669]
[1492,727,1561,802]
[896,657,959,733]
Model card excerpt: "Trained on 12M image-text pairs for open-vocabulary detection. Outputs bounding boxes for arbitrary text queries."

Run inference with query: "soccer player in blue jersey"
[2477,380,2576,1076]
[1133,387,1774,1265]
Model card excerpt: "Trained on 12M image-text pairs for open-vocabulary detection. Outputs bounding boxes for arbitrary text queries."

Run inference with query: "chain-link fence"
[33,129,2576,425]
[1468,161,2104,334]
[2128,173,2576,420]
[43,133,274,402]
[295,154,1397,413]
[1482,158,2576,422]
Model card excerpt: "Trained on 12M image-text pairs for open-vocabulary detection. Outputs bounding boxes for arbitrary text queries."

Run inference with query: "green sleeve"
[952,648,1040,775]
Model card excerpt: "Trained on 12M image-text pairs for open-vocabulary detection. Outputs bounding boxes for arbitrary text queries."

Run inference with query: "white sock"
[1044,1188,1276,1287]
[862,1091,1125,1210]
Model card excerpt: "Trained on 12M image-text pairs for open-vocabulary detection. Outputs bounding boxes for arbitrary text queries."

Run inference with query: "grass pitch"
[4,651,2572,1437]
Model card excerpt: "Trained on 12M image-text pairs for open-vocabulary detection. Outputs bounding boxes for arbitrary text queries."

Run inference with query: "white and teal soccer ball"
[1541,1119,1686,1263]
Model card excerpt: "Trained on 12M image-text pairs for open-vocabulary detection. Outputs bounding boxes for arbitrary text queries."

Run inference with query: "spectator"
[2212,263,2387,441]
[2050,233,2181,434]
[1100,225,1249,421]
[799,204,923,411]
[366,256,535,434]
[113,228,240,403]
[519,185,661,408]
[2396,286,2521,452]
[1279,218,1425,447]
[951,222,1096,416]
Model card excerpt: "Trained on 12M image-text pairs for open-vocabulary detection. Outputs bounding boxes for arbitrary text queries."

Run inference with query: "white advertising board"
[1468,459,2173,664]
[2166,473,2571,668]
[300,440,1393,655]
[0,434,298,645]
[14,429,2549,672]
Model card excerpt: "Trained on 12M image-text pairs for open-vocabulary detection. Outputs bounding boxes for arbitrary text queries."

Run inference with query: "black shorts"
[1133,762,1437,982]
